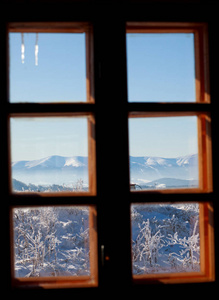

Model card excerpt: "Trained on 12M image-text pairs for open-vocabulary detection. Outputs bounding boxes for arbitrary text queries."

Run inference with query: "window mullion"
[94,20,132,286]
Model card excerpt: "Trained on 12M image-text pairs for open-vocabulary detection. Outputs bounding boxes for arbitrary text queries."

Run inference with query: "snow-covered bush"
[166,220,200,271]
[132,219,165,273]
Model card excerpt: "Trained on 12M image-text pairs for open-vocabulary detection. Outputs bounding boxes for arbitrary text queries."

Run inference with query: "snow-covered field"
[131,203,200,275]
[13,206,90,278]
[13,204,200,278]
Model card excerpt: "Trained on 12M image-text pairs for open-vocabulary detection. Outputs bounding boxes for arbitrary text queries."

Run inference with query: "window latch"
[101,245,105,267]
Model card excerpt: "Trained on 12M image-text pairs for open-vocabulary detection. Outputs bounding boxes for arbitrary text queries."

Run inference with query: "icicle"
[35,33,39,66]
[21,33,25,64]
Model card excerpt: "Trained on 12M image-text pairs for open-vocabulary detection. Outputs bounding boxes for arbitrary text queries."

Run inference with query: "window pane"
[10,117,89,193]
[131,203,200,275]
[13,206,92,278]
[127,33,196,102]
[9,33,86,103]
[129,116,199,190]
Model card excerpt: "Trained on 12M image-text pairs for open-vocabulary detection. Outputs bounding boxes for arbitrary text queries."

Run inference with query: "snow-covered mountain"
[12,155,88,186]
[130,153,198,186]
[11,154,198,188]
[12,154,197,171]
[12,155,88,170]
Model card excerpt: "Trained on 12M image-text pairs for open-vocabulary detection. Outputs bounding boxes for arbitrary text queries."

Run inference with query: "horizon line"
[12,153,198,163]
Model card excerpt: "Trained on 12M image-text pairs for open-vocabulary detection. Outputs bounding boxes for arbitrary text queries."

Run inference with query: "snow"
[64,157,85,167]
[176,153,198,166]
[13,207,90,278]
[12,154,198,190]
[12,155,87,170]
[145,157,172,167]
[13,204,200,278]
[130,154,199,186]
[131,203,200,275]
[155,183,166,189]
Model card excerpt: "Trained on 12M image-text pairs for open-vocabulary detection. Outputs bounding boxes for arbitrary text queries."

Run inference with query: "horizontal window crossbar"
[8,194,97,207]
[128,102,211,113]
[7,103,95,115]
[128,192,214,203]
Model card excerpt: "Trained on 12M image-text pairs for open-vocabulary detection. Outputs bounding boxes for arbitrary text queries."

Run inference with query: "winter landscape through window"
[10,117,90,193]
[13,206,91,278]
[131,203,200,275]
[129,116,199,191]
[7,22,214,287]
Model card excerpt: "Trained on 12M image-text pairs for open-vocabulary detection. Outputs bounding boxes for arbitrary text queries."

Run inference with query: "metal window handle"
[101,245,105,267]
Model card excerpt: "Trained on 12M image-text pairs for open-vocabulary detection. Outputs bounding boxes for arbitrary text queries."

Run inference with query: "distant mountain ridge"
[12,154,198,188]
[12,155,88,170]
[130,154,198,185]
[12,155,88,186]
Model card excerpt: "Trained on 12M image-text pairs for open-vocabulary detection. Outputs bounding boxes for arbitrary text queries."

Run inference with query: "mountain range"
[130,153,198,187]
[12,155,88,170]
[12,153,198,189]
[12,155,88,187]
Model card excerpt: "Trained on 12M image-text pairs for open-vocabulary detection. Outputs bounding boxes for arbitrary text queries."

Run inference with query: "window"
[127,32,196,102]
[4,21,215,290]
[7,22,98,288]
[126,22,214,284]
[10,116,92,194]
[129,115,199,191]
[12,206,97,288]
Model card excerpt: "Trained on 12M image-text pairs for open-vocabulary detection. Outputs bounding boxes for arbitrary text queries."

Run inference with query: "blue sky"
[9,33,87,161]
[9,32,197,160]
[129,116,198,158]
[10,117,88,161]
[127,33,197,157]
[10,33,86,103]
[127,33,196,102]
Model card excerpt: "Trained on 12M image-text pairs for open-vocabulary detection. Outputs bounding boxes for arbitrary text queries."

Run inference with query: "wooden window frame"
[4,20,215,290]
[7,22,98,289]
[126,22,215,284]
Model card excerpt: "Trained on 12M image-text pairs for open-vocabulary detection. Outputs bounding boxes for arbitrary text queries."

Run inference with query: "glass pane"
[129,116,199,190]
[11,117,89,193]
[13,206,91,278]
[131,203,200,275]
[9,33,86,103]
[127,33,196,102]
